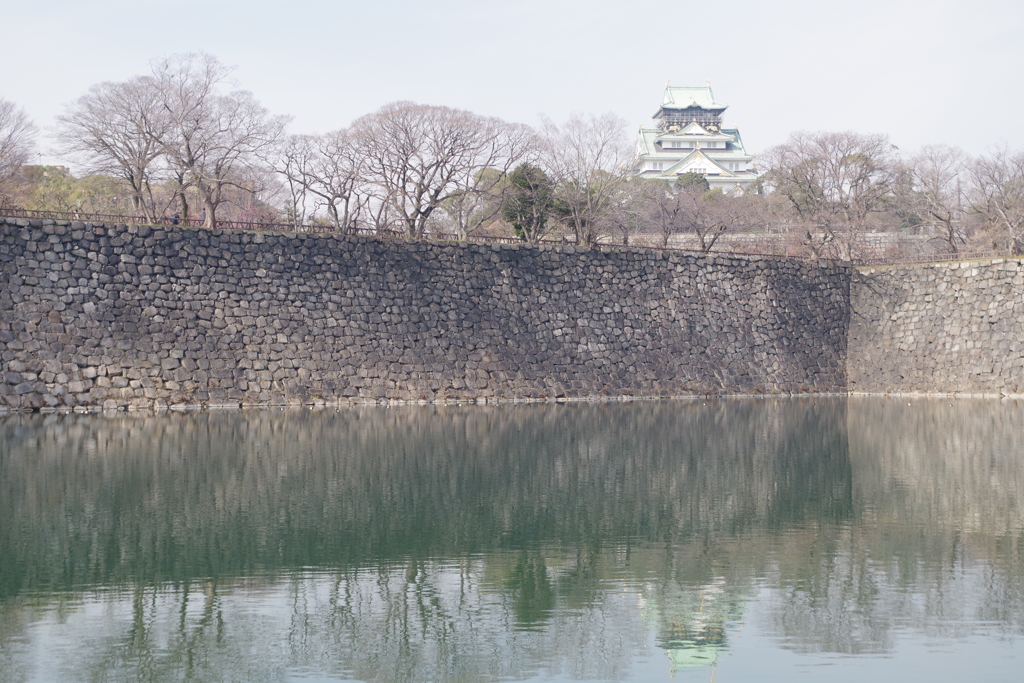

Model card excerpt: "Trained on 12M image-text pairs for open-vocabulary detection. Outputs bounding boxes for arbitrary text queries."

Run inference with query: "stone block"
[67,380,90,393]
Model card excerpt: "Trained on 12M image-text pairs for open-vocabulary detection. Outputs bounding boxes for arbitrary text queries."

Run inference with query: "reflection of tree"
[507,553,556,628]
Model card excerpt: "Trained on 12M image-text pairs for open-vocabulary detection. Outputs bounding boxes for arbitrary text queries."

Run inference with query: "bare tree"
[641,173,708,247]
[363,198,397,236]
[274,134,312,227]
[761,131,901,259]
[540,113,630,246]
[903,145,970,254]
[149,53,288,227]
[441,167,505,240]
[689,191,763,253]
[274,130,367,232]
[629,174,740,252]
[445,123,535,240]
[351,101,531,239]
[602,176,655,247]
[968,146,1024,254]
[227,164,287,224]
[55,78,166,221]
[0,98,37,207]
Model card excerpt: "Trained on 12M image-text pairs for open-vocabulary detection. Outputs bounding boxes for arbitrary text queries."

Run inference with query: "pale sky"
[4,0,1022,165]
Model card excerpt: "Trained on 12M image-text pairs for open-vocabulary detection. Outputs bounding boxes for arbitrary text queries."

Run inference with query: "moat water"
[1,398,1022,682]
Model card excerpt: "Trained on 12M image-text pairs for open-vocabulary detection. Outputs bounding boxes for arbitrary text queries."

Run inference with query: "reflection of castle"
[639,577,746,673]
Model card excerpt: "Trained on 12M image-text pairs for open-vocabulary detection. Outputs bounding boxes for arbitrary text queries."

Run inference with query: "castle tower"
[634,84,757,192]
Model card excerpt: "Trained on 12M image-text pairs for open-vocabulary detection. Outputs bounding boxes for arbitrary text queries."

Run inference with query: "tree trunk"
[195,180,218,228]
[203,199,216,228]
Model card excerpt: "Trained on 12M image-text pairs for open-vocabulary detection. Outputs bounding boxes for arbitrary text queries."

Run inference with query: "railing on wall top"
[1,207,1017,267]
[849,250,1018,267]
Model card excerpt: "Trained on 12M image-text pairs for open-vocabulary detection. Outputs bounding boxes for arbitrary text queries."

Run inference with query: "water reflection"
[0,398,1021,681]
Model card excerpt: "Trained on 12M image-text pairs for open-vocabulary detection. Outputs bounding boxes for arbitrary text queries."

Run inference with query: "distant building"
[633,84,757,192]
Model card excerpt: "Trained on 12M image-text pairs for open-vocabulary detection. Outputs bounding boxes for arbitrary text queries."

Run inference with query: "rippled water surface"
[1,398,1022,682]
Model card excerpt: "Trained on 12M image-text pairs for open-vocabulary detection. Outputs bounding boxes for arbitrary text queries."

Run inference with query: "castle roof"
[659,121,734,141]
[635,127,752,160]
[661,149,737,177]
[656,85,727,115]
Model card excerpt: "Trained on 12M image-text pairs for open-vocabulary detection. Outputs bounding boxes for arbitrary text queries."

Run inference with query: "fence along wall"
[0,218,851,410]
[848,259,1024,395]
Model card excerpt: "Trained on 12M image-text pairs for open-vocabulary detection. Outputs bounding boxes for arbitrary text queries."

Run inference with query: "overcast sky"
[4,0,1022,165]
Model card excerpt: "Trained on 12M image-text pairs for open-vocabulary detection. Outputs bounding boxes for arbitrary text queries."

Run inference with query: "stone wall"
[848,259,1024,395]
[0,218,850,410]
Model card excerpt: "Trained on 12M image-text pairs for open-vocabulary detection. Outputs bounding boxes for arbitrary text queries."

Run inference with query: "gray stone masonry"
[849,259,1024,395]
[0,218,851,410]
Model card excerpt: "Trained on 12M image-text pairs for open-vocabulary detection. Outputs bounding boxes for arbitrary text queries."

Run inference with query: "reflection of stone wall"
[0,218,850,409]
[849,259,1024,394]
[847,397,1024,534]
[755,397,1024,654]
[0,401,850,593]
